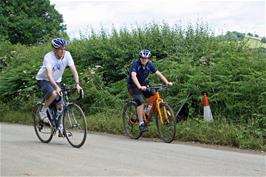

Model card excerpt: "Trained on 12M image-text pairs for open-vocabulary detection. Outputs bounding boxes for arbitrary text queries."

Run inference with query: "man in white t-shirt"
[36,38,82,129]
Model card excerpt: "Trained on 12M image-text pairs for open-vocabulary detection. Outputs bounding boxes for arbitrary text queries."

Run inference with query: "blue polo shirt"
[128,59,157,86]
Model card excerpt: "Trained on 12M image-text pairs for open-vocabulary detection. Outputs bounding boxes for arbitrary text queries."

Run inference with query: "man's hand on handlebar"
[56,86,62,96]
[139,86,147,91]
[166,82,173,87]
[76,84,83,93]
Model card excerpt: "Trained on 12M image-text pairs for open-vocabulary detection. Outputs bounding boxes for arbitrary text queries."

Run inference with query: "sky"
[49,0,266,39]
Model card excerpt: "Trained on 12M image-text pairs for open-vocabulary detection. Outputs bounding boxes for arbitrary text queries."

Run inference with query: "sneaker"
[58,124,64,137]
[58,131,64,137]
[139,123,148,132]
[39,110,49,124]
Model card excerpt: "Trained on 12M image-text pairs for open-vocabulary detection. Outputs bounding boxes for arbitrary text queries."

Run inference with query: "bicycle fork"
[156,101,170,125]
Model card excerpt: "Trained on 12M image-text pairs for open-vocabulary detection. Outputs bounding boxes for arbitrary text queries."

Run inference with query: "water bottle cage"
[145,105,152,115]
[56,110,63,117]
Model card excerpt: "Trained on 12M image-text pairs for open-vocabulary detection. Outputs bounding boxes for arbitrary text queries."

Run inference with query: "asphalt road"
[1,123,265,176]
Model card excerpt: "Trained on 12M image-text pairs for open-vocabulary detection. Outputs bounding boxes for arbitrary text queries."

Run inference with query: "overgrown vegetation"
[0,23,265,150]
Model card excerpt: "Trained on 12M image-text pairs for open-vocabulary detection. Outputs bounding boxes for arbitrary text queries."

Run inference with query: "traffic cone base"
[203,94,213,122]
[204,105,213,121]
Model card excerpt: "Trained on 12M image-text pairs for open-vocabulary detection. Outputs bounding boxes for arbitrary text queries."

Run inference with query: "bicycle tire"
[155,102,176,143]
[63,103,87,148]
[122,101,142,139]
[32,103,53,143]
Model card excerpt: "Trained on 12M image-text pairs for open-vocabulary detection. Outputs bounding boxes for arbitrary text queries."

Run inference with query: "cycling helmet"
[51,38,67,49]
[140,49,151,58]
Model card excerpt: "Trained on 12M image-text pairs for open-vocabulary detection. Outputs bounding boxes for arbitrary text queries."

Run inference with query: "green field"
[244,37,266,48]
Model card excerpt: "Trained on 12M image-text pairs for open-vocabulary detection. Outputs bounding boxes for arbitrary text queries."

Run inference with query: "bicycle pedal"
[66,132,72,137]
[42,122,51,127]
[129,118,138,124]
[58,131,65,137]
[38,124,43,131]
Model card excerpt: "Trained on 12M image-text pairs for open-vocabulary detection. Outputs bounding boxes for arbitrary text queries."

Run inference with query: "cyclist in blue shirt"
[128,49,172,132]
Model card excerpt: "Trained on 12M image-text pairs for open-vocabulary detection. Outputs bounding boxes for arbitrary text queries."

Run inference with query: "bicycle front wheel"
[122,101,142,139]
[32,103,53,143]
[155,102,176,143]
[63,103,87,148]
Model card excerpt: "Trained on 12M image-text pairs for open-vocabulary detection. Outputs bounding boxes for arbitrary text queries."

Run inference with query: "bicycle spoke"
[122,101,142,139]
[156,103,176,143]
[32,103,53,143]
[64,103,87,148]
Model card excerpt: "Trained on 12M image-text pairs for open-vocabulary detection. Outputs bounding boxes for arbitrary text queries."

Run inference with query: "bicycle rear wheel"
[32,103,53,143]
[63,103,87,148]
[122,101,142,139]
[155,102,176,143]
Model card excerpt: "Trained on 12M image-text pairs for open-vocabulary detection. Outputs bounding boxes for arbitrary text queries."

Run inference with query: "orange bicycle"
[122,85,176,143]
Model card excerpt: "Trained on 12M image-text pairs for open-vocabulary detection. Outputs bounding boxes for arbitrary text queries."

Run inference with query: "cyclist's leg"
[37,80,58,108]
[128,85,147,131]
[37,80,58,122]
[54,82,64,111]
[53,83,65,136]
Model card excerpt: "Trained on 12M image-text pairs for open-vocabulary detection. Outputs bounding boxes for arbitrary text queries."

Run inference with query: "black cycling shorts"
[128,84,154,106]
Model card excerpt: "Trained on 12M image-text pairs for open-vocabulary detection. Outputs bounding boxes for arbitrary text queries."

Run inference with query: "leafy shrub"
[1,22,266,125]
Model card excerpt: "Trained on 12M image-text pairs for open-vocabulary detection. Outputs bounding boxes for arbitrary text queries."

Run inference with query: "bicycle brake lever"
[146,87,151,92]
[77,89,84,100]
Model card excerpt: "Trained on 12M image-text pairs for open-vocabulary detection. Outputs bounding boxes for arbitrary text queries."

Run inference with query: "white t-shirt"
[36,51,74,82]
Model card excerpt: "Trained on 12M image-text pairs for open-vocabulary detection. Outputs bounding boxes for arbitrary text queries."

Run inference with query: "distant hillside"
[244,36,266,49]
[218,31,266,49]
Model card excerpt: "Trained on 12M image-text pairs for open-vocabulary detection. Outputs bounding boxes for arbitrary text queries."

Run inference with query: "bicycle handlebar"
[146,84,172,92]
[61,84,84,100]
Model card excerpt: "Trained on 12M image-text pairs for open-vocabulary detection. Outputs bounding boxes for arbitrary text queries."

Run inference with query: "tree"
[247,33,253,37]
[223,31,245,41]
[261,37,266,43]
[0,0,66,44]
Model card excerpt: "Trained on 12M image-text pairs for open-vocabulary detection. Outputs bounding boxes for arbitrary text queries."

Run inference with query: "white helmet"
[140,49,151,58]
[51,38,67,48]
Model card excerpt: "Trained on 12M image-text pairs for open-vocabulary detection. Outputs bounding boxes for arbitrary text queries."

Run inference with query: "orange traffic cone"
[203,93,213,121]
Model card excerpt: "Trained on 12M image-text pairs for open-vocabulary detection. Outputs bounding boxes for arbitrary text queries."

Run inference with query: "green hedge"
[0,22,265,134]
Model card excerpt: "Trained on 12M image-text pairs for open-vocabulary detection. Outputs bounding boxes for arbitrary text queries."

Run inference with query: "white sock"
[139,121,144,126]
[41,107,48,112]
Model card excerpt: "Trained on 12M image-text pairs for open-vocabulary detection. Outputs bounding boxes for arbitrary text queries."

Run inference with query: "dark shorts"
[37,80,63,105]
[128,84,154,106]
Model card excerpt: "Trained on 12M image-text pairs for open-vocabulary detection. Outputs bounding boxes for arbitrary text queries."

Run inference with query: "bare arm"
[155,70,172,85]
[69,65,82,92]
[46,67,61,95]
[131,72,146,91]
[69,65,79,84]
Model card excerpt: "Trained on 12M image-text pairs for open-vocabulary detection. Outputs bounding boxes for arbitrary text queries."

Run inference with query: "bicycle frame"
[143,91,169,126]
[46,102,65,130]
[44,89,70,130]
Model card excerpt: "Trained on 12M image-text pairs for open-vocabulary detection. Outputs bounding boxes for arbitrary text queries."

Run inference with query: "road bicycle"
[32,84,87,148]
[122,84,176,143]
